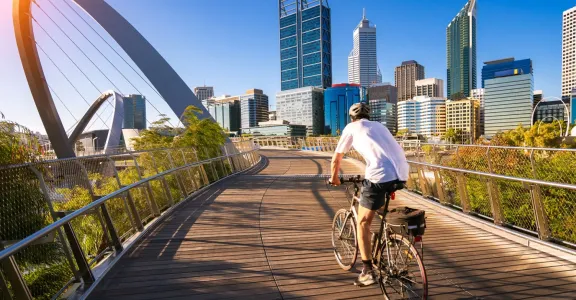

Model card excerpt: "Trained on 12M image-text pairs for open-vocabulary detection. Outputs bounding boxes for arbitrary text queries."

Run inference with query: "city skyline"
[0,0,569,133]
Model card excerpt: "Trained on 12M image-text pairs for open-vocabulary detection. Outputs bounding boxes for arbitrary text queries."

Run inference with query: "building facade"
[369,100,397,134]
[533,90,543,107]
[279,0,332,91]
[242,120,307,137]
[348,10,381,87]
[276,86,324,135]
[415,78,444,98]
[208,100,241,133]
[324,83,365,135]
[395,60,425,102]
[193,86,214,103]
[447,0,477,99]
[485,73,533,137]
[123,94,146,130]
[240,89,269,129]
[482,58,532,88]
[397,96,446,138]
[572,90,576,125]
[470,88,485,136]
[533,98,570,124]
[446,99,480,143]
[563,7,576,97]
[367,83,397,104]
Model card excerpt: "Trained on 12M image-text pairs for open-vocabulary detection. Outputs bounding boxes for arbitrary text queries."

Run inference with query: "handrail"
[0,150,256,262]
[399,141,576,152]
[408,160,576,191]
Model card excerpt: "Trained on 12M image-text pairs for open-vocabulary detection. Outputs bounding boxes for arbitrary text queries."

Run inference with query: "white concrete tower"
[348,9,381,87]
[562,6,576,96]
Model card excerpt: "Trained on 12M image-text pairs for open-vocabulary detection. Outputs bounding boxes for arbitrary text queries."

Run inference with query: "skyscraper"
[240,89,269,129]
[481,58,532,88]
[562,7,576,97]
[324,83,366,135]
[279,0,332,91]
[123,94,146,130]
[484,59,533,137]
[348,9,381,87]
[447,0,477,99]
[395,60,425,102]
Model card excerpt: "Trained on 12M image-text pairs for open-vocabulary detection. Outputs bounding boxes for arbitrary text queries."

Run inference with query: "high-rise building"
[533,90,543,107]
[395,60,425,101]
[324,83,366,135]
[240,89,269,129]
[563,7,576,97]
[533,98,570,124]
[276,86,324,135]
[447,0,477,99]
[415,78,444,98]
[482,58,532,88]
[193,86,214,103]
[207,100,241,133]
[484,59,533,137]
[368,83,397,104]
[397,96,446,138]
[471,88,485,136]
[446,99,480,143]
[348,9,381,87]
[123,94,146,130]
[279,0,332,91]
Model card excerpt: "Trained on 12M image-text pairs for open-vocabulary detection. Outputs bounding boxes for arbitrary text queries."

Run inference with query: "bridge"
[1,141,576,299]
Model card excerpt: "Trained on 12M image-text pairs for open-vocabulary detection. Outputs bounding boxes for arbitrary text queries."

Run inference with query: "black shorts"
[359,179,405,211]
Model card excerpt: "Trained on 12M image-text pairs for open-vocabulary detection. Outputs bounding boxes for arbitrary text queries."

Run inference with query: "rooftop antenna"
[363,8,366,20]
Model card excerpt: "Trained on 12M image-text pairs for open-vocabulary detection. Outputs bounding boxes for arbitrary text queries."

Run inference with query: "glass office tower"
[279,0,332,90]
[123,94,146,130]
[447,0,477,99]
[324,83,365,135]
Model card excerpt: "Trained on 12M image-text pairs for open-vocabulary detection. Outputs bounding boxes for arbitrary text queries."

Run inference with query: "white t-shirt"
[335,119,409,183]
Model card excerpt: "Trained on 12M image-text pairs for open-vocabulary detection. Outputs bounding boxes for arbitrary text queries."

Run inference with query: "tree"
[173,106,226,159]
[396,128,409,137]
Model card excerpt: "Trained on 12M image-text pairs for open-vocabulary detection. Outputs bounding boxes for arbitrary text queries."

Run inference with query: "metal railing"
[248,136,576,248]
[0,141,260,300]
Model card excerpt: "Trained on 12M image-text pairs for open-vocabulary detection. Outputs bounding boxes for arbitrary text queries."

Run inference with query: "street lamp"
[531,96,570,137]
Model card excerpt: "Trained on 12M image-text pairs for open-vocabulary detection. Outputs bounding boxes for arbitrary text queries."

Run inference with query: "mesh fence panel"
[497,180,535,231]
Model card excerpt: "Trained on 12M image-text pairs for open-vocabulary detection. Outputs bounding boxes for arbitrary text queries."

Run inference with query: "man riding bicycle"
[329,102,409,287]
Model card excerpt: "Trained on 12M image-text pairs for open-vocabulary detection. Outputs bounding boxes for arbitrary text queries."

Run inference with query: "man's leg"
[357,205,376,263]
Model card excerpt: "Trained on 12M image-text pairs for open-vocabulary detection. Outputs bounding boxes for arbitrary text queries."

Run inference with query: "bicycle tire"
[331,208,358,271]
[378,234,427,300]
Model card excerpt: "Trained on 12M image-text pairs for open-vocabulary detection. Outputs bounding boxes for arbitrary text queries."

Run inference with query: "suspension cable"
[53,0,176,127]
[42,0,169,127]
[35,42,110,128]
[47,84,78,123]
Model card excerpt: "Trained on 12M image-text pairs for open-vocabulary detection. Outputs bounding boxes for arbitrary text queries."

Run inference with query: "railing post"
[180,149,198,191]
[166,151,188,199]
[456,173,471,213]
[105,156,143,232]
[193,149,210,185]
[130,154,161,217]
[527,183,552,241]
[28,165,80,280]
[210,160,219,181]
[433,168,446,204]
[486,179,505,225]
[56,211,96,285]
[417,166,429,196]
[149,154,175,207]
[0,244,33,300]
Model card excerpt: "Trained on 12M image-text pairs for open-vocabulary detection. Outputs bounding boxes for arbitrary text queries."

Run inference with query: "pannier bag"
[385,206,426,236]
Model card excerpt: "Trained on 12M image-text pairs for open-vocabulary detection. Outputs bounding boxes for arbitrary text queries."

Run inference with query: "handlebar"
[328,175,363,185]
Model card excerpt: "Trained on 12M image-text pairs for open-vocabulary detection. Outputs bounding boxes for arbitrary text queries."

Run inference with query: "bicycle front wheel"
[331,208,357,271]
[378,234,427,299]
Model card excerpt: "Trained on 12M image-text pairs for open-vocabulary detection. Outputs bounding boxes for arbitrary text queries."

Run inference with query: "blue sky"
[0,0,571,133]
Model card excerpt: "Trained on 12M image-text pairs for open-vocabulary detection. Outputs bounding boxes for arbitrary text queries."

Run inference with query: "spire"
[362,8,366,20]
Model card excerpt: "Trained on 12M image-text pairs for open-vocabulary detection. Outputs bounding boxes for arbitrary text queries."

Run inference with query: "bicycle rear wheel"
[331,208,357,270]
[378,234,427,299]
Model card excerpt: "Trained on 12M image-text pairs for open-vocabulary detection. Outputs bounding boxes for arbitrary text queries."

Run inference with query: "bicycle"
[330,175,428,299]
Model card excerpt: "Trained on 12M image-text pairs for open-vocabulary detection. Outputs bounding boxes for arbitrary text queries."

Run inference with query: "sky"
[0,0,572,133]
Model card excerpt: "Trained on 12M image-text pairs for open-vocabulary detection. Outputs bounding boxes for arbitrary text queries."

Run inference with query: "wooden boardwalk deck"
[88,150,576,300]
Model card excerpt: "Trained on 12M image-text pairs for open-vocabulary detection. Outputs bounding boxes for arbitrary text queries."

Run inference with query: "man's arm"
[330,152,344,186]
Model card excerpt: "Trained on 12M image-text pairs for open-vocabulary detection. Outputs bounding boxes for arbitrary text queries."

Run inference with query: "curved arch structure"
[14,0,212,158]
[69,90,125,154]
[531,96,571,137]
